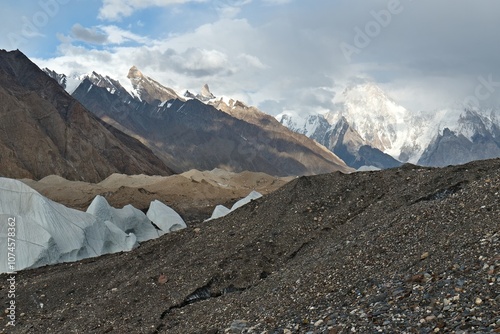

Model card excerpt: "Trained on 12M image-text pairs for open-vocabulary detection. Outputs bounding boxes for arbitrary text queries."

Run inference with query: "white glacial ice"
[0,178,137,273]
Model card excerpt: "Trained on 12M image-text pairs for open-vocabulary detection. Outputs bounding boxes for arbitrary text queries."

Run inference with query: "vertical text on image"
[6,216,17,327]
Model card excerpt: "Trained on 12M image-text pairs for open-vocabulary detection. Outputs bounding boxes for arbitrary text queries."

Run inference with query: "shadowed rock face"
[0,50,173,182]
[73,74,352,176]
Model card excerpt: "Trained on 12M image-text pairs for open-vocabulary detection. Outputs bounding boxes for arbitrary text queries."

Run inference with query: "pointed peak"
[200,83,215,99]
[128,66,143,79]
[89,71,104,79]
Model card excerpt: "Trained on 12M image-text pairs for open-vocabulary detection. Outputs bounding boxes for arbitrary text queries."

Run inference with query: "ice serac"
[0,178,137,273]
[206,191,262,221]
[231,190,262,211]
[146,200,187,234]
[207,205,232,221]
[86,195,161,242]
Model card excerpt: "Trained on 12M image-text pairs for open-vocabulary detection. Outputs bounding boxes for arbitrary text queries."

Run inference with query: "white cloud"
[215,0,252,19]
[237,54,267,69]
[100,25,151,44]
[68,24,151,45]
[71,24,108,44]
[98,0,204,21]
[31,1,500,117]
[261,0,291,5]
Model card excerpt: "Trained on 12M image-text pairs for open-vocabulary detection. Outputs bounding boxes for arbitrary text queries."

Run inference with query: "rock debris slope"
[1,159,499,333]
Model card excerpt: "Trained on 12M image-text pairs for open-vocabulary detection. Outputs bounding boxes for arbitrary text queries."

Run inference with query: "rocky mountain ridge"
[68,66,351,176]
[0,50,173,182]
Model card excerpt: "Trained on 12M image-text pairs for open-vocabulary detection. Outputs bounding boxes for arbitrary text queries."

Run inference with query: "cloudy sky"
[1,0,500,115]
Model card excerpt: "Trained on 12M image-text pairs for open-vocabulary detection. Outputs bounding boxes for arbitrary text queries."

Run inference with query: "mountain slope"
[418,109,500,166]
[6,158,499,333]
[0,50,173,182]
[208,98,349,170]
[71,70,351,176]
[278,112,402,169]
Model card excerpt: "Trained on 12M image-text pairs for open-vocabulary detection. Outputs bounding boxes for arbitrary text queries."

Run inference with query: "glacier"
[0,178,186,273]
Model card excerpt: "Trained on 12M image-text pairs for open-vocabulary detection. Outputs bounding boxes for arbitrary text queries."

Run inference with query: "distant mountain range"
[41,61,350,176]
[0,50,173,182]
[278,82,500,168]
[36,50,500,172]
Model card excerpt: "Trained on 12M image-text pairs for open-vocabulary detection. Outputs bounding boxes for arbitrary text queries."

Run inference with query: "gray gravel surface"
[1,160,499,333]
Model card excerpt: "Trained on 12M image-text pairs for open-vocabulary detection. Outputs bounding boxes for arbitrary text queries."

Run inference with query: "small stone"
[426,315,436,322]
[283,329,292,334]
[475,298,483,305]
[408,274,425,283]
[158,273,168,285]
[314,319,324,327]
[111,288,118,292]
[421,252,430,260]
[230,320,249,333]
[194,228,201,234]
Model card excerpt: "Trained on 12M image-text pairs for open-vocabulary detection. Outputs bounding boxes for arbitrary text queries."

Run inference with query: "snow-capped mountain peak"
[127,66,182,105]
[276,111,330,138]
[43,68,91,95]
